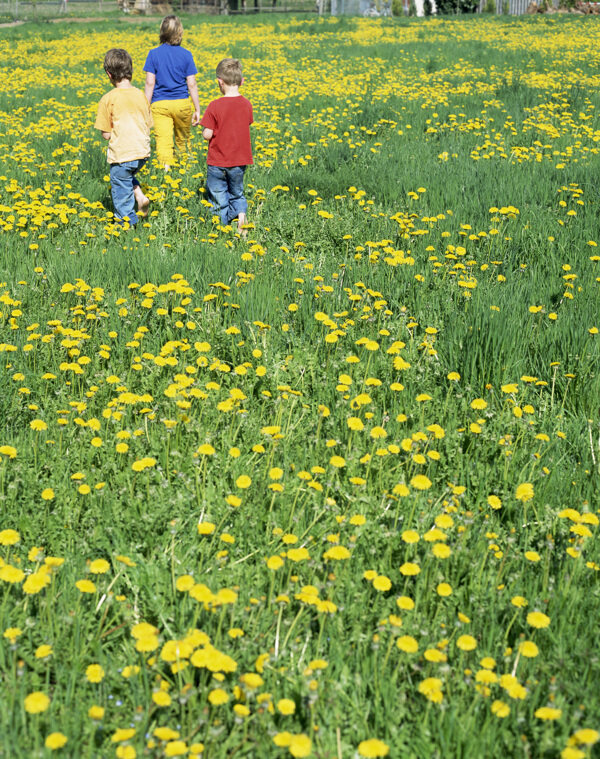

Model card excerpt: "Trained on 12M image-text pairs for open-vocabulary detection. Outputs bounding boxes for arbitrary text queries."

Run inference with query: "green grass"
[0,12,599,759]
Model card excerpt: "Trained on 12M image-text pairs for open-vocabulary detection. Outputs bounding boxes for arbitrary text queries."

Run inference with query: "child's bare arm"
[202,127,213,141]
[187,75,201,126]
[144,72,155,104]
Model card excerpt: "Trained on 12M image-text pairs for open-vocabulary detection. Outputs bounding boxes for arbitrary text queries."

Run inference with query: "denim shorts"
[205,165,247,226]
[109,158,146,225]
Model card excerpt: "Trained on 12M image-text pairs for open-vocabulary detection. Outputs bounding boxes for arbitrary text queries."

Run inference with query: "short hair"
[160,15,183,45]
[104,49,132,83]
[216,58,243,86]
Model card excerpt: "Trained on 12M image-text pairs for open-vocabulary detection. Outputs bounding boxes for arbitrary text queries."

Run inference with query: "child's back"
[95,48,152,227]
[200,58,253,233]
[96,87,151,165]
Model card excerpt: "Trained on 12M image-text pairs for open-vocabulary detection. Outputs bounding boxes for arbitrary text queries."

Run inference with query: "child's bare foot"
[133,186,149,217]
[237,213,247,238]
[139,197,150,217]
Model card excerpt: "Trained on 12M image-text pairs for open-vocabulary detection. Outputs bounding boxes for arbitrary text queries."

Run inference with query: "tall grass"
[0,13,599,759]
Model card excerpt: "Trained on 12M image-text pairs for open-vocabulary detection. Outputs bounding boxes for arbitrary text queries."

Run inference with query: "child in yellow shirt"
[95,48,152,226]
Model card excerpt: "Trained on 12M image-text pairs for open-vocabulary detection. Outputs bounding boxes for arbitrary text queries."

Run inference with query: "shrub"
[436,0,479,11]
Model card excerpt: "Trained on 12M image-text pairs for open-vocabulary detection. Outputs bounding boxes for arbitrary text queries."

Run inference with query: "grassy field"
[0,13,599,759]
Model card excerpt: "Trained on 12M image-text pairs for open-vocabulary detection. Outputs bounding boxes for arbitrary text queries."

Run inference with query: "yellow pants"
[151,98,193,166]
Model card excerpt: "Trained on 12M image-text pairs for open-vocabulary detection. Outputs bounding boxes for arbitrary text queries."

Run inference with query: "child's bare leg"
[237,212,247,238]
[133,184,150,216]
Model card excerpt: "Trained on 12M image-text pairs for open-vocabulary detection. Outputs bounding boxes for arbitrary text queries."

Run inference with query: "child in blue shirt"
[144,15,200,171]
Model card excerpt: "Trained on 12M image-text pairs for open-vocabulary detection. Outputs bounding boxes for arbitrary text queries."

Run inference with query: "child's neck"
[114,78,133,89]
[221,84,240,98]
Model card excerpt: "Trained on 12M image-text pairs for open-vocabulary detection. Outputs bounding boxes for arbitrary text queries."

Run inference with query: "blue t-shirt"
[143,44,198,102]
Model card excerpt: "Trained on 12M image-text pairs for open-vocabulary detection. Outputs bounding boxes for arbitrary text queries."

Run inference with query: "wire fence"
[478,0,560,13]
[0,0,572,21]
[0,0,320,18]
[0,0,103,19]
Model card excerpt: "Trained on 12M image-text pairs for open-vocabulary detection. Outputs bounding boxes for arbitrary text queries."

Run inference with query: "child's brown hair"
[216,58,243,86]
[104,48,133,83]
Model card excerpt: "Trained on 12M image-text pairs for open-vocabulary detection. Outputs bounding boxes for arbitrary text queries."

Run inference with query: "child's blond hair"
[160,15,183,45]
[216,58,243,86]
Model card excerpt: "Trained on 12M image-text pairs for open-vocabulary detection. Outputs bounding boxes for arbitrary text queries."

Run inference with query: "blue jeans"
[206,165,247,226]
[110,158,146,225]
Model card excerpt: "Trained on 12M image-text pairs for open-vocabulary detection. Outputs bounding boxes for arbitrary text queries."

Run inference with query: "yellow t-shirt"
[95,86,152,164]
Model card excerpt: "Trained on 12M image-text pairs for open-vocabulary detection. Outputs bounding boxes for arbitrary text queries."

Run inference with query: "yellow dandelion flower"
[45,733,68,750]
[24,691,50,714]
[396,596,415,610]
[197,443,216,455]
[511,595,528,608]
[372,575,391,592]
[396,635,418,653]
[515,483,534,502]
[357,738,390,757]
[267,555,284,570]
[399,562,420,576]
[277,698,296,715]
[418,677,443,702]
[491,700,510,718]
[487,495,502,510]
[323,546,351,561]
[3,627,22,644]
[197,522,216,536]
[527,611,550,629]
[152,690,172,707]
[111,727,136,743]
[241,672,263,689]
[164,741,188,757]
[571,729,599,746]
[456,635,477,651]
[89,559,110,574]
[176,575,195,592]
[287,547,310,562]
[535,706,562,721]
[401,530,419,544]
[75,579,96,594]
[519,641,539,658]
[85,664,105,683]
[208,688,229,705]
[410,474,432,490]
[561,749,585,759]
[236,474,252,489]
[288,734,312,758]
[432,543,451,559]
[0,529,20,546]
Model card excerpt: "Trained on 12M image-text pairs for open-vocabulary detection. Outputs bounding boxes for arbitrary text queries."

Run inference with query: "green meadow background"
[0,13,599,759]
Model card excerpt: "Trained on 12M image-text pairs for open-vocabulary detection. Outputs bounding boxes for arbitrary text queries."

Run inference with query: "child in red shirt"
[200,58,253,233]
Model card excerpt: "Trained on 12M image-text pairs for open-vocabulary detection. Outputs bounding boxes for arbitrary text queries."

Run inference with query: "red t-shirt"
[201,96,253,167]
